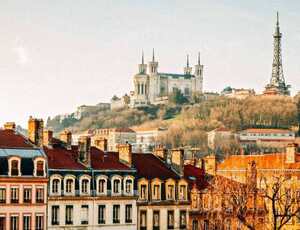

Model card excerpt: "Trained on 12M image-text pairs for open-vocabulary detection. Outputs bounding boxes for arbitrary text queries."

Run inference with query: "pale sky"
[0,0,299,127]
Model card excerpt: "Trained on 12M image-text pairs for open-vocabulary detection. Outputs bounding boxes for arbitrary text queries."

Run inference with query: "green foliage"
[168,89,188,105]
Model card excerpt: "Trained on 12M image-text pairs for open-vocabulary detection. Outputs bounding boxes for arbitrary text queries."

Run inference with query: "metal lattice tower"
[270,12,285,86]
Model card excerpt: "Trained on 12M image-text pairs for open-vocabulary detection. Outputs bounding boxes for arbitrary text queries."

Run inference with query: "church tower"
[148,48,158,75]
[264,12,290,95]
[184,55,192,75]
[138,51,147,74]
[194,52,204,93]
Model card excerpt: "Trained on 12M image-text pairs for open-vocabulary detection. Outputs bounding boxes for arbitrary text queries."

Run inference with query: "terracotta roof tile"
[218,152,300,170]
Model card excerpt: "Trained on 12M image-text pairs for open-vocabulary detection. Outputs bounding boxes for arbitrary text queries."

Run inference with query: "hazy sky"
[0,0,299,127]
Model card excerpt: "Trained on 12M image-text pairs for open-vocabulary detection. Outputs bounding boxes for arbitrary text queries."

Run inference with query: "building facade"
[133,148,191,230]
[131,51,203,107]
[238,128,295,148]
[133,127,167,153]
[0,123,48,230]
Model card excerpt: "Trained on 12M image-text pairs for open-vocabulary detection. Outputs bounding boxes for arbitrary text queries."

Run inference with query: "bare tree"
[260,175,300,230]
[212,175,264,230]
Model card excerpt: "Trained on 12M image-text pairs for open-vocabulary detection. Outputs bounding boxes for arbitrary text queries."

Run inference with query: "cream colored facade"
[131,51,203,107]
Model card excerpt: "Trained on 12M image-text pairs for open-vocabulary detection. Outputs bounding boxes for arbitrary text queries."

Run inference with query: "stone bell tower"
[194,52,204,93]
[148,48,158,75]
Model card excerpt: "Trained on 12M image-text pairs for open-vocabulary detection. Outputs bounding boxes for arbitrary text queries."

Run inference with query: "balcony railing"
[58,189,138,197]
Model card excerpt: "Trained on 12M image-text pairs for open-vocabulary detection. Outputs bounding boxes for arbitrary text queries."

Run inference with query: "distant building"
[238,128,295,148]
[0,122,48,230]
[92,128,136,152]
[133,127,167,153]
[74,103,110,120]
[110,94,130,110]
[131,50,203,107]
[207,127,233,149]
[222,87,255,99]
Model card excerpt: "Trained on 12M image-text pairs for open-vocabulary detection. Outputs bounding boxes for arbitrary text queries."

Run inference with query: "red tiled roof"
[243,128,292,134]
[114,128,135,133]
[218,152,300,170]
[91,148,131,170]
[44,145,130,170]
[44,146,86,170]
[132,153,179,180]
[0,129,34,148]
[184,164,208,190]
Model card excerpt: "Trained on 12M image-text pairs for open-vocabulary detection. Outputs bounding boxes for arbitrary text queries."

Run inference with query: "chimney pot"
[4,122,16,131]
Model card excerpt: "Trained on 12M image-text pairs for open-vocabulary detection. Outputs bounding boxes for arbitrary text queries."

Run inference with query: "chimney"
[204,154,216,175]
[4,122,16,131]
[78,136,91,165]
[117,142,132,167]
[171,148,184,176]
[43,129,53,147]
[28,117,44,147]
[286,143,298,163]
[153,145,168,161]
[59,129,72,150]
[94,137,108,151]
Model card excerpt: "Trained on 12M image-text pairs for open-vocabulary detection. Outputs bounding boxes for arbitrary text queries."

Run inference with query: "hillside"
[47,95,300,151]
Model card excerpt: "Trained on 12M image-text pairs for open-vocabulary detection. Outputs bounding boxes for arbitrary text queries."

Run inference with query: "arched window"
[11,160,19,176]
[125,179,132,194]
[113,179,120,194]
[98,179,106,194]
[81,179,89,194]
[66,179,73,193]
[36,161,44,176]
[52,179,60,194]
[192,220,199,230]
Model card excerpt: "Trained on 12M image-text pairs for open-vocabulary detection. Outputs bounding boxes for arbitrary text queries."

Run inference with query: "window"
[153,185,160,200]
[65,205,73,225]
[98,179,106,194]
[167,211,174,229]
[65,179,73,193]
[35,215,43,230]
[179,211,186,229]
[51,206,59,225]
[10,188,19,203]
[23,215,31,230]
[81,205,88,225]
[0,188,6,203]
[125,205,132,223]
[10,216,19,230]
[113,180,120,194]
[184,88,189,96]
[167,185,174,200]
[179,185,187,200]
[0,216,5,230]
[192,220,198,230]
[204,220,209,230]
[113,205,120,223]
[140,184,147,200]
[81,179,89,194]
[125,180,132,194]
[153,211,160,230]
[36,161,44,177]
[98,205,105,224]
[23,188,32,203]
[11,160,19,176]
[36,188,44,203]
[225,219,231,230]
[140,211,147,230]
[52,179,60,194]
